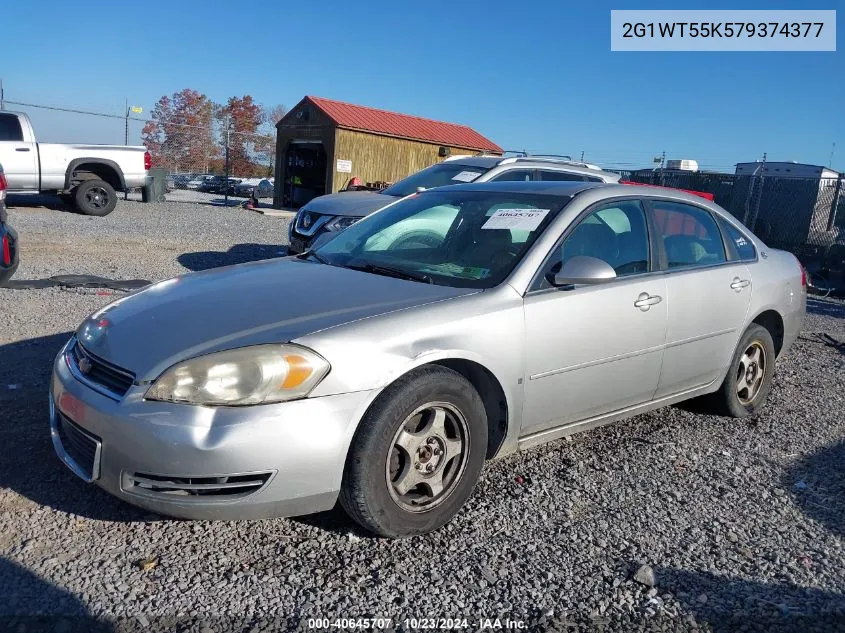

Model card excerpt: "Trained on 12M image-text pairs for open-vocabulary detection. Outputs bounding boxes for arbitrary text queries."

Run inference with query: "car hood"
[76,257,475,381]
[302,191,398,218]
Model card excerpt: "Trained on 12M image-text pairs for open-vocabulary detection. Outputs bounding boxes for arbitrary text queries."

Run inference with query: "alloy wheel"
[736,341,767,405]
[386,402,469,512]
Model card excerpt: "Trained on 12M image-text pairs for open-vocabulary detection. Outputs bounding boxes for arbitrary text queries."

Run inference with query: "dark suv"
[287,155,620,254]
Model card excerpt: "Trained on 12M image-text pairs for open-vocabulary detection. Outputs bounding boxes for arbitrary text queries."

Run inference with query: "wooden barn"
[273,96,502,208]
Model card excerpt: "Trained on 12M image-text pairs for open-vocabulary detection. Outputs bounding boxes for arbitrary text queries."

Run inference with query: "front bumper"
[50,341,373,520]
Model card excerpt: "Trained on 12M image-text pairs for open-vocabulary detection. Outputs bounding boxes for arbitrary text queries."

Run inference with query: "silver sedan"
[50,181,806,537]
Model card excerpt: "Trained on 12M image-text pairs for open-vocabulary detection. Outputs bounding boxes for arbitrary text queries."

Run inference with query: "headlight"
[325,216,359,232]
[145,344,330,406]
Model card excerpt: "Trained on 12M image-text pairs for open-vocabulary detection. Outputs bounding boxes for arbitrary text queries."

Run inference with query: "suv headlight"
[145,344,330,406]
[325,216,359,232]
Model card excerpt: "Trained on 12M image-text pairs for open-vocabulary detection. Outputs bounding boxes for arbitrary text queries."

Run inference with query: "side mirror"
[551,256,616,287]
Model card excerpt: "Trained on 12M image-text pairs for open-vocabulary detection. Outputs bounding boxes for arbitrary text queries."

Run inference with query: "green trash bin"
[142,168,168,203]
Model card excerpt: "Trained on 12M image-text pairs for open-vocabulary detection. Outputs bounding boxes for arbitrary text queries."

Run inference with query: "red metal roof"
[305,96,503,153]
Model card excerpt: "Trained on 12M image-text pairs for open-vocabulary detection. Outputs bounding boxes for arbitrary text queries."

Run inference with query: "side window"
[535,200,650,289]
[651,201,727,269]
[0,114,24,142]
[538,170,584,182]
[490,169,534,182]
[722,222,757,261]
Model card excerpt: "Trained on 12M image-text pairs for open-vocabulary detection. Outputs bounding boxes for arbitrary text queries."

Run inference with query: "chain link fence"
[157,127,274,205]
[617,168,844,259]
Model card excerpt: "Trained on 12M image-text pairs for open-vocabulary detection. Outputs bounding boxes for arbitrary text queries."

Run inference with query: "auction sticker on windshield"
[482,208,550,230]
[451,171,482,182]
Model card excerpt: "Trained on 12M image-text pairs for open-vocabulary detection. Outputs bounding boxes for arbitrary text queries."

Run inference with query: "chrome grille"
[69,340,135,398]
[125,472,273,500]
[294,211,332,237]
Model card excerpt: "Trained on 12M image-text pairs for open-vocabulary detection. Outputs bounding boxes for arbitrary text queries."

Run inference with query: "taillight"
[144,151,152,170]
[2,234,10,266]
[0,171,7,199]
[800,265,807,288]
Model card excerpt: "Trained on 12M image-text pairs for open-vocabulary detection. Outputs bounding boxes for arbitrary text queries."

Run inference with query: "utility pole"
[124,100,142,145]
[580,150,585,162]
[224,123,231,207]
[659,150,666,186]
[749,152,766,232]
[0,79,5,111]
[829,142,836,168]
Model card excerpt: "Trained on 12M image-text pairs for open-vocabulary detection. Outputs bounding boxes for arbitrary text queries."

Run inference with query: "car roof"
[428,180,606,196]
[444,154,616,177]
[422,181,729,210]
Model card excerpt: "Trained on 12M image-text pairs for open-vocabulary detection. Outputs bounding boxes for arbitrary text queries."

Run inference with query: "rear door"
[0,113,38,190]
[648,199,753,398]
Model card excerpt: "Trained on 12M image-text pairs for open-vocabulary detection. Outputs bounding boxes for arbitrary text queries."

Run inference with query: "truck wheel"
[74,179,117,216]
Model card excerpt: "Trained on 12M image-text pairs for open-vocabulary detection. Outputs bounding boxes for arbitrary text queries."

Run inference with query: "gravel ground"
[1,198,844,632]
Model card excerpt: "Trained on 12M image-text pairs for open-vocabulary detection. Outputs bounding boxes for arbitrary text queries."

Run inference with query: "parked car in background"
[0,111,149,216]
[224,178,244,196]
[51,181,804,537]
[170,174,193,189]
[0,164,19,287]
[186,175,214,190]
[233,178,260,196]
[235,178,274,198]
[198,176,242,195]
[288,155,621,254]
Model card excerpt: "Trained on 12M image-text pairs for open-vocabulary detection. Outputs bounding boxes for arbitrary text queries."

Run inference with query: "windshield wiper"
[345,262,433,284]
[298,250,330,264]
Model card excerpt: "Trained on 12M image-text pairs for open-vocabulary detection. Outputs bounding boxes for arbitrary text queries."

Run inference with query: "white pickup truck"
[0,111,149,216]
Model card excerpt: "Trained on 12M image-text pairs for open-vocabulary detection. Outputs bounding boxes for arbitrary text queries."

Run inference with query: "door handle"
[15,147,30,152]
[730,278,751,291]
[634,292,662,311]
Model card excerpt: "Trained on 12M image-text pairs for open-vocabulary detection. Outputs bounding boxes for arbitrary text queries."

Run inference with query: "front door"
[0,113,38,190]
[648,199,753,397]
[521,199,667,435]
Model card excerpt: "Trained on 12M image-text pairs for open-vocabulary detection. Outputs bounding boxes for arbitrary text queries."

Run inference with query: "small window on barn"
[650,200,726,269]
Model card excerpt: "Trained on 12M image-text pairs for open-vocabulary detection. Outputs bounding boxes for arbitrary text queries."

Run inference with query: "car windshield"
[380,163,490,197]
[313,190,569,289]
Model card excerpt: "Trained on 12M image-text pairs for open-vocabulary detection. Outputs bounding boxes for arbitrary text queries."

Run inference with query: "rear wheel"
[340,366,487,537]
[74,179,117,216]
[703,324,776,417]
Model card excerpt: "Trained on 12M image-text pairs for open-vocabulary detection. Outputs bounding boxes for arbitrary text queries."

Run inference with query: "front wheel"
[74,179,117,216]
[339,366,487,537]
[704,324,776,417]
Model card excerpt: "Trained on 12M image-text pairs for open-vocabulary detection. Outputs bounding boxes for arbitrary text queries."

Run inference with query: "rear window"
[381,163,488,197]
[0,114,24,142]
[722,222,757,261]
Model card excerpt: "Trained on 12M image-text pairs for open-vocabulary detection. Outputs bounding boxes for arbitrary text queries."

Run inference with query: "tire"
[339,366,488,538]
[74,179,117,216]
[704,324,776,418]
